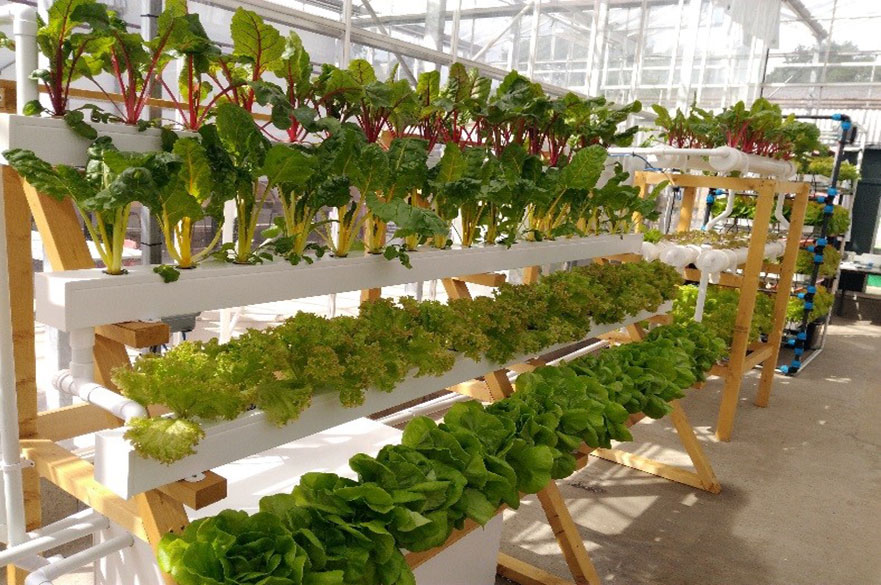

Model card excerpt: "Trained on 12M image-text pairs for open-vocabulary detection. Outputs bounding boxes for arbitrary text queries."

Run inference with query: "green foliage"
[113,261,682,463]
[31,0,113,116]
[787,285,833,323]
[802,156,860,183]
[796,246,841,278]
[653,100,823,164]
[3,140,174,274]
[803,202,850,235]
[157,322,721,585]
[672,284,774,346]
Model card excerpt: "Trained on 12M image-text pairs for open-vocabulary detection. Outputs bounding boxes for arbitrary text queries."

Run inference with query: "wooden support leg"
[676,186,698,232]
[522,265,541,285]
[755,186,809,407]
[534,481,602,585]
[3,167,41,585]
[593,401,721,494]
[360,287,382,303]
[715,183,775,442]
[441,277,472,300]
[136,490,191,585]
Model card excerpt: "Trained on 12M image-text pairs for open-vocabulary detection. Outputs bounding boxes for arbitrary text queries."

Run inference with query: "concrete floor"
[6,315,880,585]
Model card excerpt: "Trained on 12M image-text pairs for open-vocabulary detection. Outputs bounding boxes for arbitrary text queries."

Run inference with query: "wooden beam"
[20,439,148,541]
[756,185,810,407]
[157,471,228,511]
[497,553,576,585]
[360,287,382,303]
[676,186,698,232]
[2,168,41,552]
[0,79,15,113]
[742,344,774,373]
[96,321,171,349]
[447,379,492,401]
[484,369,515,401]
[536,481,602,585]
[453,272,507,287]
[716,184,776,442]
[36,402,121,441]
[441,277,472,300]
[135,490,190,585]
[668,401,721,493]
[522,265,541,285]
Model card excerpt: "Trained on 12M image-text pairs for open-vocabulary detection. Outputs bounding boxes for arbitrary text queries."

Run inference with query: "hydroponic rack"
[1,150,710,585]
[633,171,810,442]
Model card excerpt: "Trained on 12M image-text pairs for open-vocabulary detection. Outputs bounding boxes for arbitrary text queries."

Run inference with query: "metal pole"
[342,0,353,67]
[526,0,542,79]
[450,0,463,62]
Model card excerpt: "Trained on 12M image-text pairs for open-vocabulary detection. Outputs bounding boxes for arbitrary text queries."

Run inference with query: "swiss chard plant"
[139,135,233,269]
[205,103,314,264]
[29,0,114,117]
[4,138,171,274]
[80,0,196,125]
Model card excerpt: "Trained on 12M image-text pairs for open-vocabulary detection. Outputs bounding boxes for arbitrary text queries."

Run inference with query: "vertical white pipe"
[526,0,541,80]
[693,271,710,322]
[68,328,95,382]
[450,0,462,62]
[0,5,38,114]
[0,165,27,547]
[341,0,353,67]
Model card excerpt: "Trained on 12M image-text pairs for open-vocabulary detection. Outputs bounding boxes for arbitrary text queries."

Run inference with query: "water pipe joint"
[797,331,808,341]
[816,195,826,203]
[817,238,827,247]
[827,187,838,196]
[814,254,824,263]
[779,365,790,374]
[824,204,835,214]
[808,285,817,294]
[792,360,802,368]
[787,338,796,346]
[794,348,804,357]
[804,302,814,310]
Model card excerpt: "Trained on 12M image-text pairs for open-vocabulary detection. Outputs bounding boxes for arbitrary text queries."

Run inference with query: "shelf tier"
[0,113,165,167]
[92,302,671,499]
[35,233,642,331]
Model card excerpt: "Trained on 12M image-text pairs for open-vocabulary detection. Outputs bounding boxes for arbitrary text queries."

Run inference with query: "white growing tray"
[93,303,671,499]
[0,113,166,167]
[35,234,642,331]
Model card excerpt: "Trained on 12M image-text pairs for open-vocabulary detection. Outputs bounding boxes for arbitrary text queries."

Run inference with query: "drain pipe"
[24,533,135,585]
[774,192,790,230]
[0,4,39,114]
[52,371,147,422]
[0,509,110,568]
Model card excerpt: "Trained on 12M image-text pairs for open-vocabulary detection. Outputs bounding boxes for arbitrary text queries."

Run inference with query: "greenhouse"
[0,0,877,584]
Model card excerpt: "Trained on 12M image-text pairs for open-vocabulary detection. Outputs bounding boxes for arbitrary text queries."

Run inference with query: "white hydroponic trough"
[35,234,642,331]
[92,303,671,499]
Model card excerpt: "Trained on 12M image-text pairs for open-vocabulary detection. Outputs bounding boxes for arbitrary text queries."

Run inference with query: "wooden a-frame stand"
[436,269,721,585]
[634,172,809,441]
[1,167,229,585]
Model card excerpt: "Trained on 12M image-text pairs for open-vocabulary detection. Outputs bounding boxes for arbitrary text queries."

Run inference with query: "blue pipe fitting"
[824,204,835,214]
[816,195,827,203]
[787,338,796,346]
[842,121,852,130]
[797,332,807,340]
[805,302,814,310]
[806,245,815,253]
[797,292,806,299]
[817,238,827,247]
[827,187,838,196]
[808,285,817,294]
[779,365,790,374]
[814,254,824,263]
[795,348,804,356]
[832,113,842,120]
[792,360,802,368]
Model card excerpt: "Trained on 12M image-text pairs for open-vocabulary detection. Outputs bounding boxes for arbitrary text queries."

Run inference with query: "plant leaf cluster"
[652,99,823,165]
[672,284,774,346]
[112,260,682,463]
[157,321,723,585]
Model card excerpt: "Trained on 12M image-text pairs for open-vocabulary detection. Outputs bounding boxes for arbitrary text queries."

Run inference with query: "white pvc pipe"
[693,271,710,322]
[774,192,790,229]
[0,164,27,547]
[607,146,796,179]
[0,509,109,567]
[0,4,39,114]
[704,189,734,231]
[24,533,134,585]
[52,371,147,422]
